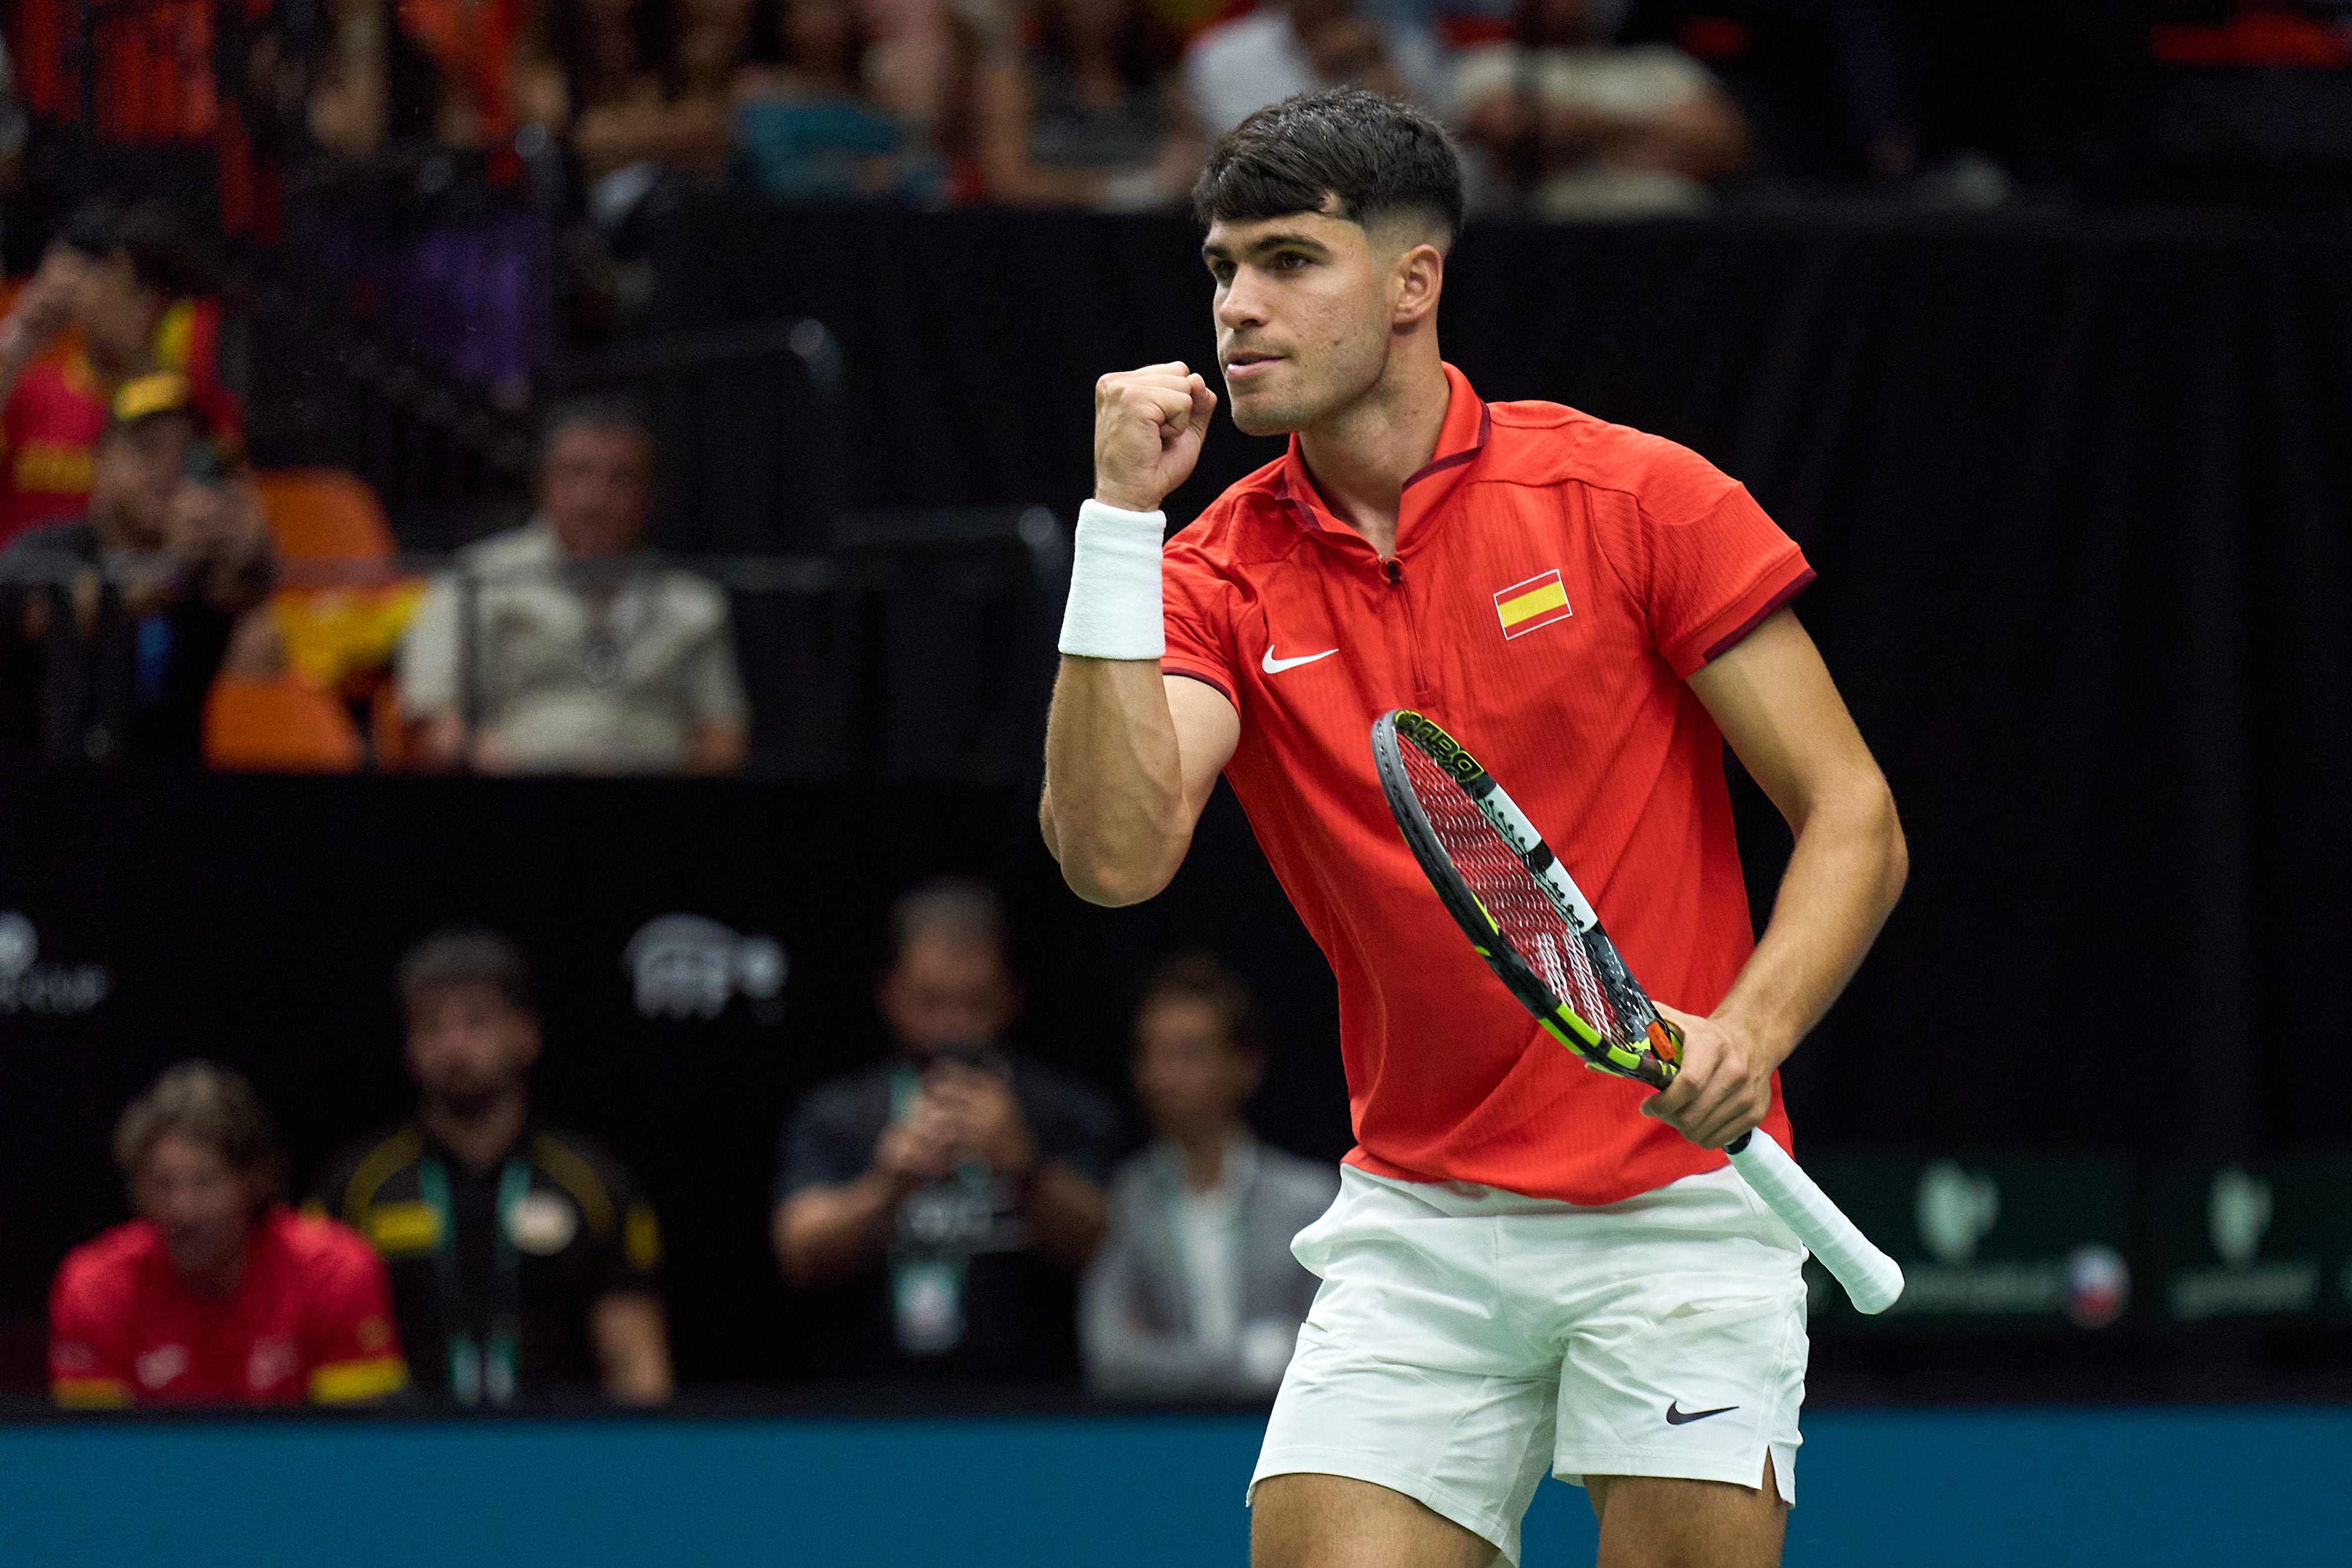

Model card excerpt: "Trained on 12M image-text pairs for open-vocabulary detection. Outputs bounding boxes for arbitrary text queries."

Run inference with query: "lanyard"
[416,1155,531,1407]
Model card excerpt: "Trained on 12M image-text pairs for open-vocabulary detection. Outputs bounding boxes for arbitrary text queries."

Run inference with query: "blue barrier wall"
[4,1407,2347,1566]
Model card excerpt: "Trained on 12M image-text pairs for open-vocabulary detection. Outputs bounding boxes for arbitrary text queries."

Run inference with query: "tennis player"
[1041,88,1907,1568]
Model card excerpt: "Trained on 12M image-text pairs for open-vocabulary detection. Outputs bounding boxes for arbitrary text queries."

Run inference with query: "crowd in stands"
[256,0,1798,219]
[0,198,750,774]
[48,880,1331,1407]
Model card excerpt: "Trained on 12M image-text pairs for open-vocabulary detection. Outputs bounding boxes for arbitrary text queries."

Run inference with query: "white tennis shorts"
[1250,1164,1809,1565]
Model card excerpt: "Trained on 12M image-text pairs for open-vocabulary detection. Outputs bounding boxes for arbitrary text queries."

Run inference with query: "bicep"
[1686,607,1885,830]
[1165,674,1239,827]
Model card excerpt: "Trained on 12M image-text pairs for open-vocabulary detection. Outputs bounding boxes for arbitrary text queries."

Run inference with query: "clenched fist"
[1094,362,1217,514]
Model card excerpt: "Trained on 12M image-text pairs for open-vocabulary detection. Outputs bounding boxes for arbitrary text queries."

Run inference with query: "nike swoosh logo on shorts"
[1665,1402,1739,1426]
[1262,646,1338,674]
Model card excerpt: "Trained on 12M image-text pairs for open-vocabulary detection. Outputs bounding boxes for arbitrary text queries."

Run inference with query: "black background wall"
[3,206,2349,1386]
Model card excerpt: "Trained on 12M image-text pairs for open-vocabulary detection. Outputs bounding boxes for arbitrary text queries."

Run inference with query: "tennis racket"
[1371,707,1904,1316]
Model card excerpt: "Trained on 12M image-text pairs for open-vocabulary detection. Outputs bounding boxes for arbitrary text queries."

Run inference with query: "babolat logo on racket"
[1396,711,1485,782]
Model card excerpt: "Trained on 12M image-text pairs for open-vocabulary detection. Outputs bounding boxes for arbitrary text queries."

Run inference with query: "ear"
[1390,241,1445,329]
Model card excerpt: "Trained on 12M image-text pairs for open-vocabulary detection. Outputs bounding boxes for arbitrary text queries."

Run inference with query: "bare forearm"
[1716,781,1907,1065]
[1043,657,1191,905]
[1024,1162,1107,1273]
[774,1173,903,1286]
[589,1293,673,1404]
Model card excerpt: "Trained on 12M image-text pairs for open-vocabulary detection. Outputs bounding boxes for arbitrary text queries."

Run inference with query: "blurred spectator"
[314,930,671,1406]
[1183,0,1451,142]
[0,373,275,766]
[49,1063,407,1407]
[774,878,1115,1380]
[0,202,242,549]
[397,394,750,774]
[734,0,934,200]
[1083,953,1334,1399]
[303,0,475,158]
[399,0,533,147]
[1458,0,1748,218]
[975,0,1198,209]
[516,0,753,233]
[859,0,984,182]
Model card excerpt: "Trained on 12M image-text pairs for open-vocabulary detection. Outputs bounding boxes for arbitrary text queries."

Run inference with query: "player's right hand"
[1093,362,1217,514]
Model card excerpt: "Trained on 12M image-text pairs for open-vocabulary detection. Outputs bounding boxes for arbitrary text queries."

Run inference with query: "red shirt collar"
[1269,363,1489,546]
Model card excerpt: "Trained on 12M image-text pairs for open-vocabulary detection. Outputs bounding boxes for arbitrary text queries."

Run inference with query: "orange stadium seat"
[203,674,366,772]
[253,468,397,569]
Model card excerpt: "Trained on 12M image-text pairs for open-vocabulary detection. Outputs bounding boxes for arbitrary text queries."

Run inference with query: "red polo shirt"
[1161,363,1813,1205]
[48,1208,407,1407]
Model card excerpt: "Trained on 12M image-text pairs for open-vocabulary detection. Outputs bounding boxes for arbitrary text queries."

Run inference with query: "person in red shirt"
[0,201,242,549]
[49,1062,407,1407]
[1041,89,1906,1568]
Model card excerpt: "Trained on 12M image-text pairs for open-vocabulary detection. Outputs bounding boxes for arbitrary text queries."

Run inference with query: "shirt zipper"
[1383,557,1433,700]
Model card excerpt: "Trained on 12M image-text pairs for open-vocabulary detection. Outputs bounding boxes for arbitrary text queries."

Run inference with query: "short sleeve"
[397,573,463,718]
[1161,531,1240,706]
[678,581,750,728]
[776,1077,884,1201]
[1586,439,1813,678]
[579,1153,664,1300]
[303,1227,409,1403]
[1021,1068,1118,1186]
[48,1252,133,1407]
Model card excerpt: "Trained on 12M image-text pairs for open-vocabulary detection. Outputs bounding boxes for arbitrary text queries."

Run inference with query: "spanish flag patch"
[1494,569,1572,640]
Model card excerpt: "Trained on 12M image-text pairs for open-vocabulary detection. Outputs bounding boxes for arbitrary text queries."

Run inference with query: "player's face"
[882,933,1017,1057]
[136,1132,259,1279]
[542,424,654,560]
[1205,209,1400,437]
[407,982,542,1109]
[1132,997,1261,1142]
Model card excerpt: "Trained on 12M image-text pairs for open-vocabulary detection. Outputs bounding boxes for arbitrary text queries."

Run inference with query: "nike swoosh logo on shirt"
[1262,646,1339,674]
[1665,1402,1739,1426]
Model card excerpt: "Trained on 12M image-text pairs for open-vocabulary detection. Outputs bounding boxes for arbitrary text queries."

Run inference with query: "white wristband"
[1058,499,1167,660]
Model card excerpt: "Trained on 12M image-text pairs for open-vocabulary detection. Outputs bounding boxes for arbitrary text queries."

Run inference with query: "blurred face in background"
[406,982,542,1114]
[135,1132,263,1285]
[1133,995,1261,1146]
[542,422,654,559]
[88,414,198,552]
[1207,206,1424,438]
[881,932,1017,1058]
[786,0,860,79]
[65,248,164,369]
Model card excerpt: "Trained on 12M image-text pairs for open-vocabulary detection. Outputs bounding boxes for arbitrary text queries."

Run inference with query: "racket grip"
[1726,1130,1905,1316]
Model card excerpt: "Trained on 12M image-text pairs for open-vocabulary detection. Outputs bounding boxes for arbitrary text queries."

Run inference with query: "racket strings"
[1396,744,1636,1047]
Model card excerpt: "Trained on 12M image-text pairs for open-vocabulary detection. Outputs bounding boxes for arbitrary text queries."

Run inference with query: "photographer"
[0,372,273,764]
[772,878,1115,1382]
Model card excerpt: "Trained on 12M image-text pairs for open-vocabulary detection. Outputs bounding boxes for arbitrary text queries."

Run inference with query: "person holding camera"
[0,371,272,764]
[771,878,1116,1382]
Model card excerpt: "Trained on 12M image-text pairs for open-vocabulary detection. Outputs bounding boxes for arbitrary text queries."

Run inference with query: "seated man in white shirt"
[1082,952,1338,1400]
[1456,0,1749,218]
[399,394,750,774]
[1183,0,1452,144]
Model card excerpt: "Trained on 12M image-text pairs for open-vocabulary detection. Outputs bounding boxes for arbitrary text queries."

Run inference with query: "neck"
[1297,346,1449,557]
[422,1089,528,1173]
[1175,1124,1240,1191]
[185,1229,251,1299]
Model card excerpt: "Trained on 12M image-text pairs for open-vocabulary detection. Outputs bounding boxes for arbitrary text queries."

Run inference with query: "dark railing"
[0,504,1064,784]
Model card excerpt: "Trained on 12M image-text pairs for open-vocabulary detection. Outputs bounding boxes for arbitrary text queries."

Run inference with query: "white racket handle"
[1726,1129,1905,1315]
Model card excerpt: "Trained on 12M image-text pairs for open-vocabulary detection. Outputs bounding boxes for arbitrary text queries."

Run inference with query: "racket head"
[1371,708,1683,1090]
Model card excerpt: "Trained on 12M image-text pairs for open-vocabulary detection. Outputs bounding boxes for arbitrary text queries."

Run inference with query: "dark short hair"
[59,200,215,298]
[1137,951,1264,1058]
[113,1062,282,1190]
[1194,87,1465,246]
[399,927,536,1019]
[891,877,1007,965]
[540,391,654,459]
